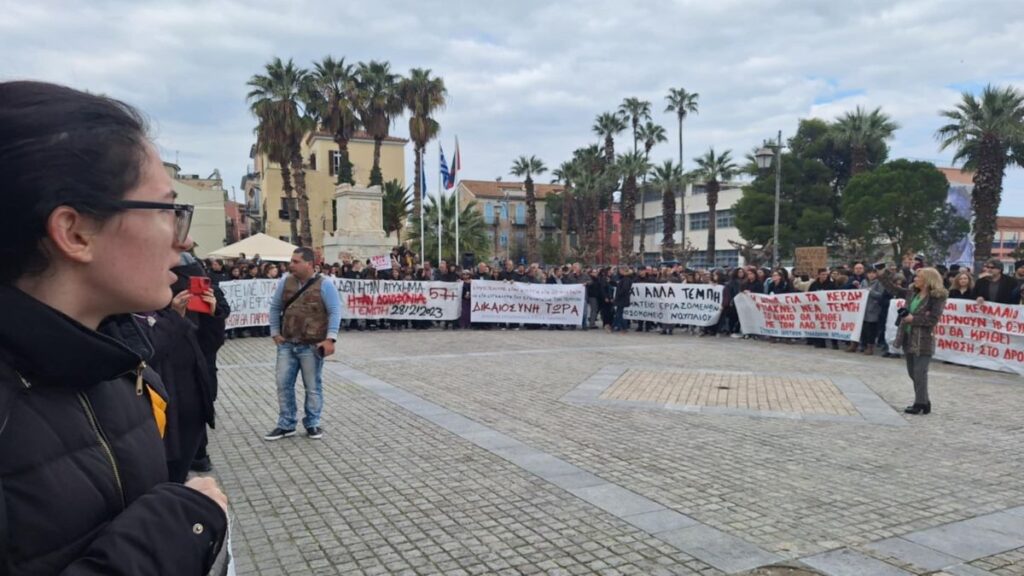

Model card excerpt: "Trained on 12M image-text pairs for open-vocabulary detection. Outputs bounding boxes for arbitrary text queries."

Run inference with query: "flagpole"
[420,146,425,267]
[437,146,443,269]
[454,136,460,269]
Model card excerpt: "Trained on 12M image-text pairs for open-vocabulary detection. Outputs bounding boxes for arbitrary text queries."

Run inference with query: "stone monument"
[321,184,393,263]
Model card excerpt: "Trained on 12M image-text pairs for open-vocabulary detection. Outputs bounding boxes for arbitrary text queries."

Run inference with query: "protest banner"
[884,299,1024,375]
[735,289,867,341]
[222,279,278,328]
[793,247,828,278]
[369,254,392,271]
[470,280,585,325]
[332,278,461,320]
[622,283,724,326]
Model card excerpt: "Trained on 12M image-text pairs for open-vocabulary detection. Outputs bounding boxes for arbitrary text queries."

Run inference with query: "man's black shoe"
[263,427,296,441]
[306,426,323,439]
[189,456,213,473]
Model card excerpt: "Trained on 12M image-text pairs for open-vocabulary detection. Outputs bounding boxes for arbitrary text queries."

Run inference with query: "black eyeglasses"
[108,200,194,245]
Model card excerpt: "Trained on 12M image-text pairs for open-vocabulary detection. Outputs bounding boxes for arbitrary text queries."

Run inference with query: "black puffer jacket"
[0,285,226,575]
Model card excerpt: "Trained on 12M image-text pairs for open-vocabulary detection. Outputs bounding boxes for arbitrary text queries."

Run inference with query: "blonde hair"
[916,267,948,298]
[953,270,975,291]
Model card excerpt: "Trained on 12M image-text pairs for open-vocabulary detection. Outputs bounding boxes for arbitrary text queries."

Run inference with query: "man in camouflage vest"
[264,248,341,441]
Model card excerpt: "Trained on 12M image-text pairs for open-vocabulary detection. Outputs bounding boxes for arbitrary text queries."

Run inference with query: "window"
[500,232,509,247]
[309,153,317,171]
[692,184,706,195]
[516,204,526,224]
[715,250,739,268]
[717,210,735,229]
[328,150,339,176]
[653,215,663,235]
[675,214,683,231]
[484,204,494,224]
[690,212,709,230]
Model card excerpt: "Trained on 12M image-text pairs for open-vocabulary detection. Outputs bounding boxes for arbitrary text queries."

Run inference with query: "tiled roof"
[938,167,975,185]
[997,216,1024,229]
[458,179,565,200]
[306,130,407,144]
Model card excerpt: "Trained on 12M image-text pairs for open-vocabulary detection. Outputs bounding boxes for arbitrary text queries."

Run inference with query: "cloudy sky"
[3,0,1023,215]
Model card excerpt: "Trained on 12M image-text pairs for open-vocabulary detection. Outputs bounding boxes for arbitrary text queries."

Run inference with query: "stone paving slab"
[658,524,784,574]
[211,331,1024,573]
[864,536,963,571]
[802,548,913,575]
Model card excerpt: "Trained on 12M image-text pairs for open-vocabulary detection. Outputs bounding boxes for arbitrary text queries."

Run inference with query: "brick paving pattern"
[206,329,1024,574]
[599,369,858,416]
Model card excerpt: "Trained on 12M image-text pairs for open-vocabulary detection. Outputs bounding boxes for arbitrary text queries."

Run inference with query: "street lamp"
[755,129,782,268]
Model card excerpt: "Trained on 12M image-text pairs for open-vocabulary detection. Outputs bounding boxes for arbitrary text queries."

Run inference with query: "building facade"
[254,131,406,253]
[995,216,1024,267]
[457,180,563,265]
[633,181,747,268]
[163,162,227,258]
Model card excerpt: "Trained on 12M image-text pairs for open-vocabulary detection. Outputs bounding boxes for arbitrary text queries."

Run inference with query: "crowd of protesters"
[206,248,1024,347]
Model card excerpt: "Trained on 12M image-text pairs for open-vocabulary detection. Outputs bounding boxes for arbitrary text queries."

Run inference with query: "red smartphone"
[187,276,213,314]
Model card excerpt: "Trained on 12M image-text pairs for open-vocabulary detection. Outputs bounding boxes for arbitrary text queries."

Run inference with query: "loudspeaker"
[462,252,475,270]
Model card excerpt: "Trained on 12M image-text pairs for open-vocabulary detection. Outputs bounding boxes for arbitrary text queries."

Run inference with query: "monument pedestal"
[321,184,393,263]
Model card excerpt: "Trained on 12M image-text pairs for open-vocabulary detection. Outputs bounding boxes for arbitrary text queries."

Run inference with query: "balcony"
[278,209,292,220]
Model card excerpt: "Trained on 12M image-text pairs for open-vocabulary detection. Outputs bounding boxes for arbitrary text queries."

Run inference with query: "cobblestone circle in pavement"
[209,329,1024,575]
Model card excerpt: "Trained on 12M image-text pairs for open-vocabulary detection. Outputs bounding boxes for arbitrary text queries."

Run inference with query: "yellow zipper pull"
[135,361,146,396]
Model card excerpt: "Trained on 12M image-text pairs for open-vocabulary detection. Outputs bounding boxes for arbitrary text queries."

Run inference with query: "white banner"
[735,290,867,341]
[884,299,1024,375]
[470,280,585,325]
[622,283,724,326]
[332,279,461,320]
[222,279,278,328]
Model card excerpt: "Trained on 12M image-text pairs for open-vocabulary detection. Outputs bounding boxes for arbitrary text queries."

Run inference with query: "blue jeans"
[275,342,324,430]
[614,305,629,331]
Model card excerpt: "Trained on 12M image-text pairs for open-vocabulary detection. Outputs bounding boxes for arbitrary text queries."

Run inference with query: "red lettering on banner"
[970,329,1009,345]
[826,302,860,312]
[804,293,821,302]
[938,339,975,354]
[1005,348,1024,363]
[375,293,427,306]
[826,291,864,302]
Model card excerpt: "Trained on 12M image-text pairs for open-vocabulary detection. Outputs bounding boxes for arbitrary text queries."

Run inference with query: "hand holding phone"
[187,277,213,314]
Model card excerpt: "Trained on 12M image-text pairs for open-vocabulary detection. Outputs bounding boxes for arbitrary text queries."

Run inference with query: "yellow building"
[255,130,407,253]
[162,162,227,258]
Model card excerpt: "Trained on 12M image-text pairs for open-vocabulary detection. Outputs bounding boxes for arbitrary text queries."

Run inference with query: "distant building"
[224,201,248,244]
[995,216,1024,267]
[457,179,563,265]
[253,131,406,253]
[634,181,747,268]
[163,162,227,258]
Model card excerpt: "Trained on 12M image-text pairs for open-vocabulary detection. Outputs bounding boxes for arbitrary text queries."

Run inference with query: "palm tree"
[306,56,360,186]
[831,106,899,176]
[619,97,652,154]
[510,155,547,263]
[355,60,404,187]
[248,57,312,246]
[552,161,578,261]
[407,192,490,264]
[693,148,737,266]
[615,151,652,261]
[937,85,1024,262]
[400,68,447,217]
[665,88,699,172]
[651,160,684,260]
[570,145,606,262]
[636,121,668,257]
[382,179,412,243]
[592,112,628,260]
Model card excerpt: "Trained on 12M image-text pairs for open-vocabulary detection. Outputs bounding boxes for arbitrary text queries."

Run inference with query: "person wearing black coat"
[612,267,634,333]
[974,259,1018,304]
[138,256,229,481]
[0,81,228,575]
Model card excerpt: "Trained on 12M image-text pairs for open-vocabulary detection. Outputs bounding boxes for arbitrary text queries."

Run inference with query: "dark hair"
[0,81,150,283]
[293,247,315,263]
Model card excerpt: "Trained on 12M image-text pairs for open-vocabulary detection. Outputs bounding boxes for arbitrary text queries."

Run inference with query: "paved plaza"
[210,329,1024,575]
